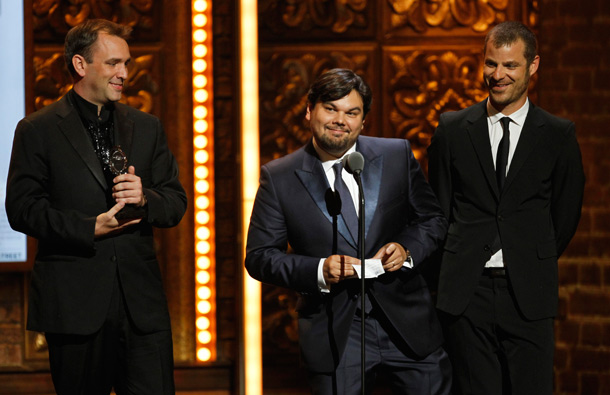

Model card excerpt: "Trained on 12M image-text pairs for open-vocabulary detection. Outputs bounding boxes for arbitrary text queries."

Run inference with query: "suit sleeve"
[5,118,95,249]
[427,114,453,221]
[552,122,585,256]
[141,118,187,228]
[394,139,448,265]
[245,165,321,293]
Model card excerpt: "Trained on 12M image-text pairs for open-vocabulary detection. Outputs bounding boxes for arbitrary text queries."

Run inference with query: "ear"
[305,103,312,121]
[72,54,87,78]
[528,55,540,77]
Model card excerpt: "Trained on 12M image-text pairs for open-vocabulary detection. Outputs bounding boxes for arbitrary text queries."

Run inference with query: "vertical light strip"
[240,0,262,393]
[192,0,217,362]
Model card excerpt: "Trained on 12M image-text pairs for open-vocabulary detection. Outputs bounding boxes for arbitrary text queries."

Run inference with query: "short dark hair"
[64,19,132,78]
[484,21,538,65]
[307,68,372,118]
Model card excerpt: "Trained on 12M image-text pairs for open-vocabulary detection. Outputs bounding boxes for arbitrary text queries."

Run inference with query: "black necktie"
[333,161,359,240]
[496,117,511,191]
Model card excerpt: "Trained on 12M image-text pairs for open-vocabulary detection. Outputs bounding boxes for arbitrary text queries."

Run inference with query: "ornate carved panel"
[32,0,159,42]
[32,48,161,115]
[259,45,377,166]
[259,0,375,41]
[383,46,487,165]
[384,0,511,37]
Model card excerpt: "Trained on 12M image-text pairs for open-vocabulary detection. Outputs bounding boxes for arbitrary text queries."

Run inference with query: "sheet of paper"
[352,259,385,279]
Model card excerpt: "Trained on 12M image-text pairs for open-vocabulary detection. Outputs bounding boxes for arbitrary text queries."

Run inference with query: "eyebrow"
[324,102,362,112]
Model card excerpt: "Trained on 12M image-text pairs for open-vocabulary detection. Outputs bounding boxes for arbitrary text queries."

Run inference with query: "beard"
[313,128,358,157]
[486,74,531,108]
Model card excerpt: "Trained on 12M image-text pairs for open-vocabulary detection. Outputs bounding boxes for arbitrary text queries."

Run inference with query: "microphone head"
[342,151,365,174]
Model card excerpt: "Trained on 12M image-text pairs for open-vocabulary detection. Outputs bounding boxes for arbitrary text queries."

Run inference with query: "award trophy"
[109,146,146,219]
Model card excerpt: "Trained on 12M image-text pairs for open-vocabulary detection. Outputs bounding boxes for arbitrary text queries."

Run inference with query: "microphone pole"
[343,152,366,395]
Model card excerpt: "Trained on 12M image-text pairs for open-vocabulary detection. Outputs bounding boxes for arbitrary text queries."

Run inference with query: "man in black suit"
[6,19,186,394]
[427,21,585,394]
[246,68,451,394]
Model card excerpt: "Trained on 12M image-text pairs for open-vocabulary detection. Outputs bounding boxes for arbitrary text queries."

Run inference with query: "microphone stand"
[354,171,366,395]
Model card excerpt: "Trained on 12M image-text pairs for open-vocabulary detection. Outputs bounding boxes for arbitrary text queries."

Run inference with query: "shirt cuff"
[317,258,330,293]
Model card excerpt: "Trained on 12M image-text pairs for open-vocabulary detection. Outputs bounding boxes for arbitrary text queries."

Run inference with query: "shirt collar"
[487,98,529,127]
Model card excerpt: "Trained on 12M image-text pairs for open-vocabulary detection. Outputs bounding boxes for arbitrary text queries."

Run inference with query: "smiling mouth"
[109,82,123,90]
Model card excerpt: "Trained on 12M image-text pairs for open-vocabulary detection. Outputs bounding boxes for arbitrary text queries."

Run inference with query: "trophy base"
[115,204,146,220]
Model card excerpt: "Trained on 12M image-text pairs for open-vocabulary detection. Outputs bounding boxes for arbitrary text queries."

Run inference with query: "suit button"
[484,245,491,251]
[498,215,504,221]
[111,256,117,262]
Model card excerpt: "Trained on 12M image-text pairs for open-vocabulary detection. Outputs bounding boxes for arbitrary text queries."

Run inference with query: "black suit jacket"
[6,93,187,335]
[245,136,447,373]
[428,100,585,320]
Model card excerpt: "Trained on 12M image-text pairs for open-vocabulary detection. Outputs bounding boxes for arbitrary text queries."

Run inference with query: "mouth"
[109,81,123,91]
[490,81,510,92]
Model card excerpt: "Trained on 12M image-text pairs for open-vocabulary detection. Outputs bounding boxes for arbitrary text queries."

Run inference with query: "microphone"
[342,151,365,175]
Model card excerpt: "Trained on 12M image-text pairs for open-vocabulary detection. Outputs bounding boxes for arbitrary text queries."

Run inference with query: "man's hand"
[323,254,359,285]
[374,242,408,272]
[94,202,142,238]
[112,165,146,207]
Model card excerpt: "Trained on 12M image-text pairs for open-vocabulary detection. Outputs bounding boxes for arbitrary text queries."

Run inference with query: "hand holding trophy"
[109,146,146,220]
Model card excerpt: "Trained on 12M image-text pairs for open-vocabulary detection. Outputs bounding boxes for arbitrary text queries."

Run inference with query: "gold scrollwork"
[33,0,154,39]
[259,52,370,161]
[261,0,368,34]
[388,0,509,33]
[388,50,487,160]
[33,52,158,113]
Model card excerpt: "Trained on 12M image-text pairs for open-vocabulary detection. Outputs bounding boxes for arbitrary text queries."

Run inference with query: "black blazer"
[6,93,187,335]
[245,136,447,373]
[428,100,584,320]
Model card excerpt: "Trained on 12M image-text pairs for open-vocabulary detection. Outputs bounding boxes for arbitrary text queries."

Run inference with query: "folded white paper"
[352,259,385,279]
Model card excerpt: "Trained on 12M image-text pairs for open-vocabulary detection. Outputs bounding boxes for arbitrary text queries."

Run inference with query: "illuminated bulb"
[197,300,212,314]
[196,316,210,330]
[194,135,208,149]
[193,29,207,42]
[193,59,207,73]
[194,0,208,13]
[195,150,209,164]
[196,180,210,193]
[196,211,210,225]
[194,89,209,102]
[198,331,212,344]
[196,270,211,284]
[197,240,211,254]
[196,196,210,209]
[197,256,211,270]
[195,165,209,179]
[197,286,212,300]
[195,119,209,132]
[197,347,211,361]
[193,74,207,88]
[197,226,211,240]
[194,105,208,119]
[193,14,207,27]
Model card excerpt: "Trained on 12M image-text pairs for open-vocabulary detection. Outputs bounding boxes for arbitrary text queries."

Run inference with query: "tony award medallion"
[109,146,145,219]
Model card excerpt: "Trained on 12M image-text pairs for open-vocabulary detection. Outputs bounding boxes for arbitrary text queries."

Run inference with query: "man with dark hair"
[6,19,186,394]
[428,21,585,394]
[246,68,451,394]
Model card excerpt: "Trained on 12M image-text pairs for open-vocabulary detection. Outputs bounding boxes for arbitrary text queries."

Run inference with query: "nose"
[333,111,346,125]
[117,64,128,80]
[492,65,505,81]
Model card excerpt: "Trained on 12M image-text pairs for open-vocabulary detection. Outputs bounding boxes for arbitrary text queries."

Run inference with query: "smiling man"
[428,21,585,394]
[6,19,186,394]
[246,68,451,394]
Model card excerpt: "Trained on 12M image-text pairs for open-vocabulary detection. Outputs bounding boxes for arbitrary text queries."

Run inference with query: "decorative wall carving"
[33,0,158,41]
[33,51,159,113]
[259,49,374,164]
[387,0,509,34]
[384,48,487,162]
[259,0,373,40]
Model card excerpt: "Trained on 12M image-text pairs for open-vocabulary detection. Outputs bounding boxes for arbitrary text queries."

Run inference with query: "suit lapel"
[57,95,108,189]
[295,143,358,249]
[503,104,543,192]
[357,139,382,240]
[466,101,501,200]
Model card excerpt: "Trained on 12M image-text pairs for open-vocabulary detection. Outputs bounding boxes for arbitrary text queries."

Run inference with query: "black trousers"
[45,276,175,395]
[442,273,554,395]
[308,310,452,395]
